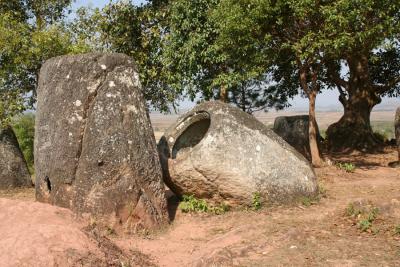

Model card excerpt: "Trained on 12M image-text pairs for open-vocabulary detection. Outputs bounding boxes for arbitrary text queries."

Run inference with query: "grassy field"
[371,121,395,140]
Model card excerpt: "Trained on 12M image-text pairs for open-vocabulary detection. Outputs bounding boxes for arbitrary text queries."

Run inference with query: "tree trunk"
[308,91,323,167]
[220,85,228,103]
[327,92,383,152]
[297,59,323,166]
[327,54,383,152]
[327,108,376,151]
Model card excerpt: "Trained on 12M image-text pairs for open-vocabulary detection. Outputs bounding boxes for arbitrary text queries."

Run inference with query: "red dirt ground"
[1,148,399,266]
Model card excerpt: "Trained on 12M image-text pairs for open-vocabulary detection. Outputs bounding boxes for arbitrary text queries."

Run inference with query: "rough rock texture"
[158,101,318,206]
[390,107,400,167]
[273,115,321,160]
[0,127,32,189]
[0,198,155,267]
[35,53,168,229]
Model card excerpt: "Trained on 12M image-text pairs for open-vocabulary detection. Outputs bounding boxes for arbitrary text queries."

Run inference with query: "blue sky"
[71,0,398,111]
[72,0,147,10]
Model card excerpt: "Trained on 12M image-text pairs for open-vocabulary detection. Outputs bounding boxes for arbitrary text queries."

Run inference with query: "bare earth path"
[1,148,399,266]
[114,148,400,266]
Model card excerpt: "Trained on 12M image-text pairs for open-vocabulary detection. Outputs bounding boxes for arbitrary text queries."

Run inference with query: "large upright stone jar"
[35,53,168,229]
[0,127,32,189]
[273,115,321,160]
[158,101,318,206]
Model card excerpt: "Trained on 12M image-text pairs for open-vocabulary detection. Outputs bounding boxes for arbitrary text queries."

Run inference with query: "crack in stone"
[69,65,120,184]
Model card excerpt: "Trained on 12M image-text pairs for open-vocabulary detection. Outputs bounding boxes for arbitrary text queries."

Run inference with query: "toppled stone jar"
[273,115,321,160]
[0,127,32,189]
[35,53,168,229]
[158,101,318,206]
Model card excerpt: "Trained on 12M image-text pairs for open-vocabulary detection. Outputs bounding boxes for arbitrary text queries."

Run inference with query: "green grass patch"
[346,202,379,233]
[252,192,262,211]
[394,225,400,235]
[336,162,356,173]
[179,195,229,215]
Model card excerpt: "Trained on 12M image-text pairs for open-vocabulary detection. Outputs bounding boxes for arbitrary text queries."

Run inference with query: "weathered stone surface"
[273,115,321,160]
[0,127,32,189]
[396,107,400,152]
[35,53,168,229]
[390,107,400,167]
[158,101,318,206]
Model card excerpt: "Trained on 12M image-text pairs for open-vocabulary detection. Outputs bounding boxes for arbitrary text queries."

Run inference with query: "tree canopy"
[69,0,180,112]
[163,0,297,113]
[213,0,400,152]
[2,0,400,153]
[0,0,87,126]
[320,0,400,150]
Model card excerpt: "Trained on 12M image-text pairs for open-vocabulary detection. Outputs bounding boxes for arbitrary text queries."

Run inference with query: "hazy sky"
[72,0,147,9]
[71,0,399,111]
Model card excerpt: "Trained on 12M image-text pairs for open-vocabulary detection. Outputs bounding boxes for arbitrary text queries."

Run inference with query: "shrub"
[394,225,400,235]
[179,195,229,214]
[12,113,35,173]
[336,162,356,173]
[346,202,379,233]
[357,207,379,232]
[318,184,328,198]
[252,192,262,210]
[373,131,388,143]
[300,197,313,207]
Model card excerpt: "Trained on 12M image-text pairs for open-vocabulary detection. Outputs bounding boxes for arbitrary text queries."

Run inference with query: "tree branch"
[327,65,348,90]
[337,86,348,106]
[296,57,310,96]
[374,76,400,94]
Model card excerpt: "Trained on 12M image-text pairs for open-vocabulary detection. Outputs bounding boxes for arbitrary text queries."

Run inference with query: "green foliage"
[394,225,400,235]
[252,192,262,211]
[318,184,328,199]
[214,0,327,92]
[12,113,35,172]
[70,1,179,112]
[0,1,88,125]
[346,203,362,217]
[300,197,313,207]
[214,0,400,151]
[163,0,295,113]
[179,195,209,213]
[346,202,379,233]
[336,162,356,173]
[0,91,25,128]
[179,195,229,214]
[106,225,116,235]
[357,207,379,233]
[358,219,373,232]
[211,202,230,215]
[71,0,294,112]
